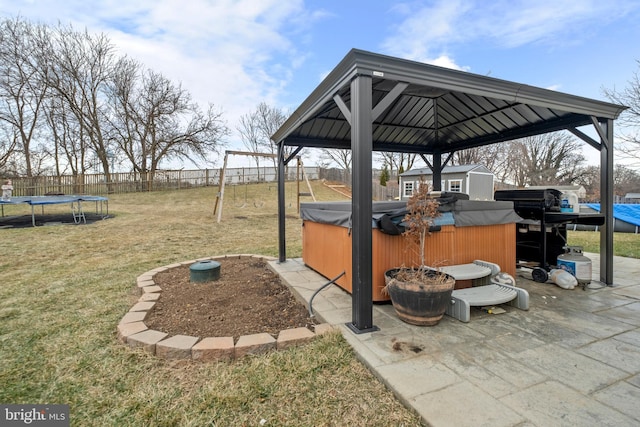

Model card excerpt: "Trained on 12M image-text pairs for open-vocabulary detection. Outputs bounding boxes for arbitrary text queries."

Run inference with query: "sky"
[2,0,640,168]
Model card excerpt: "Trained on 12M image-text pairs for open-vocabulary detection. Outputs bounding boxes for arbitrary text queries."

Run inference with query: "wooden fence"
[6,166,404,201]
[7,167,321,196]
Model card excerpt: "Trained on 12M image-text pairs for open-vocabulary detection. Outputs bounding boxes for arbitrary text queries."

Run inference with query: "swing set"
[213,150,315,223]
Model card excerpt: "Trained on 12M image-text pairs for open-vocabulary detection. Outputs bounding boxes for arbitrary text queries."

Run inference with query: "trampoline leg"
[71,201,86,224]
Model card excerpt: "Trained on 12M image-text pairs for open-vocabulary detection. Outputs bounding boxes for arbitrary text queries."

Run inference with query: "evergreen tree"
[380,165,389,186]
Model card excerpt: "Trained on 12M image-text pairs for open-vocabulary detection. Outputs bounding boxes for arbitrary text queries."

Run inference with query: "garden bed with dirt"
[144,256,315,339]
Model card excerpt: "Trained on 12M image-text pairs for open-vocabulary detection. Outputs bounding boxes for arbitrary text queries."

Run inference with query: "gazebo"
[271,49,627,333]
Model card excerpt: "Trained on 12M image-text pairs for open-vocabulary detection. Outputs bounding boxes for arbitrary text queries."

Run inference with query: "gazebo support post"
[432,152,442,191]
[599,118,615,285]
[347,74,378,334]
[277,142,286,263]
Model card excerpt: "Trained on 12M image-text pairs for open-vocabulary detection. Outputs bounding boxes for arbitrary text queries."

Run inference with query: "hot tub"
[300,199,520,301]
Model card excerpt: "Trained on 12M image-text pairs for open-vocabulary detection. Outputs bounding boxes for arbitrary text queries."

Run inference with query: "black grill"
[495,189,604,282]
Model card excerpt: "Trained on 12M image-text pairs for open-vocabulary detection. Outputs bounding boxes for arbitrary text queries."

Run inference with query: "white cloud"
[1,0,313,133]
[382,0,470,68]
[423,54,470,72]
[382,0,638,68]
[101,1,307,113]
[470,0,608,48]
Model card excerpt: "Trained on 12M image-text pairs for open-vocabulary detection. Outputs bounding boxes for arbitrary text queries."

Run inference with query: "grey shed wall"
[400,169,494,200]
[467,171,495,200]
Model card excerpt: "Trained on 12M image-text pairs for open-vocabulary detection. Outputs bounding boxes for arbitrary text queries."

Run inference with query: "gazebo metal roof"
[273,49,624,154]
[273,49,626,333]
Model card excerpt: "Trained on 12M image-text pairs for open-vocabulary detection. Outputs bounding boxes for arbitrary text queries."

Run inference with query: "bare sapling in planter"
[384,182,455,326]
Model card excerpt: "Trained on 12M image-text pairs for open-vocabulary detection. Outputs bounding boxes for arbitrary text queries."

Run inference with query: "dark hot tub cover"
[300,200,520,229]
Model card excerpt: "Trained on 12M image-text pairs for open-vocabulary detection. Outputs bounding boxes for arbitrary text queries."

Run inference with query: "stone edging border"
[117,254,333,361]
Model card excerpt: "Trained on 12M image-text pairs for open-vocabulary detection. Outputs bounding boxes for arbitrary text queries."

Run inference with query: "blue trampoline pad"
[0,195,108,205]
[0,195,109,226]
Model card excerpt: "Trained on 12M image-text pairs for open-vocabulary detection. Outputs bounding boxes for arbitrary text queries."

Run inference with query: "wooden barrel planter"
[384,268,455,326]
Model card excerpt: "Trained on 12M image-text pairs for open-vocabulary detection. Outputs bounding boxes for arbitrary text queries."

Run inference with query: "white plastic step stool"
[438,261,529,322]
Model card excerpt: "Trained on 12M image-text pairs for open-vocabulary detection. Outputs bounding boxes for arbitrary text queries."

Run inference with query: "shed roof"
[401,164,491,177]
[273,49,626,153]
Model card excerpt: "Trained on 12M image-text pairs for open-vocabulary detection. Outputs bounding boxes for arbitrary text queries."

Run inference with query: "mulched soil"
[144,256,316,340]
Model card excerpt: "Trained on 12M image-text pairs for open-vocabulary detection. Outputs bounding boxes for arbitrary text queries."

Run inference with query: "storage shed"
[399,164,494,200]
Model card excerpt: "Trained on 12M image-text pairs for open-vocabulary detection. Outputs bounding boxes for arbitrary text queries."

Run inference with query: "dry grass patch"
[567,230,640,258]
[0,182,423,426]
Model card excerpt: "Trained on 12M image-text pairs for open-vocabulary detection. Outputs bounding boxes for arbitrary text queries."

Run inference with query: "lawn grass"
[567,230,640,258]
[0,182,422,426]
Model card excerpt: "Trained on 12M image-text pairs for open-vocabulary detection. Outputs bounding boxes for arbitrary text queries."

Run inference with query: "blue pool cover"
[585,204,640,227]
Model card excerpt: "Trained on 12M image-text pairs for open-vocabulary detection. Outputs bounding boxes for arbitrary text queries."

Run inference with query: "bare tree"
[576,164,640,201]
[574,165,600,201]
[238,102,291,169]
[104,56,138,173]
[378,152,417,177]
[614,164,640,197]
[45,96,88,178]
[501,132,586,187]
[452,144,512,181]
[0,18,50,178]
[319,148,352,172]
[255,102,289,166]
[40,25,117,187]
[237,109,266,178]
[452,147,486,166]
[603,60,640,167]
[0,126,17,174]
[0,18,229,182]
[107,61,228,186]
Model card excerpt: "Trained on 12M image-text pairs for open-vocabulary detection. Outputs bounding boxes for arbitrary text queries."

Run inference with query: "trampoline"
[0,195,109,227]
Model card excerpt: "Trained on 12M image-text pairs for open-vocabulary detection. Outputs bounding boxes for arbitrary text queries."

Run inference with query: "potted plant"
[384,183,455,326]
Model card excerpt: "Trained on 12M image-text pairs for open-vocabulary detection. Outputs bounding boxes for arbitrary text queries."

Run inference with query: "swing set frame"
[213,150,315,223]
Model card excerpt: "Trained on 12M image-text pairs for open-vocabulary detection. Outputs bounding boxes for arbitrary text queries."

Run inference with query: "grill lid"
[494,189,562,211]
